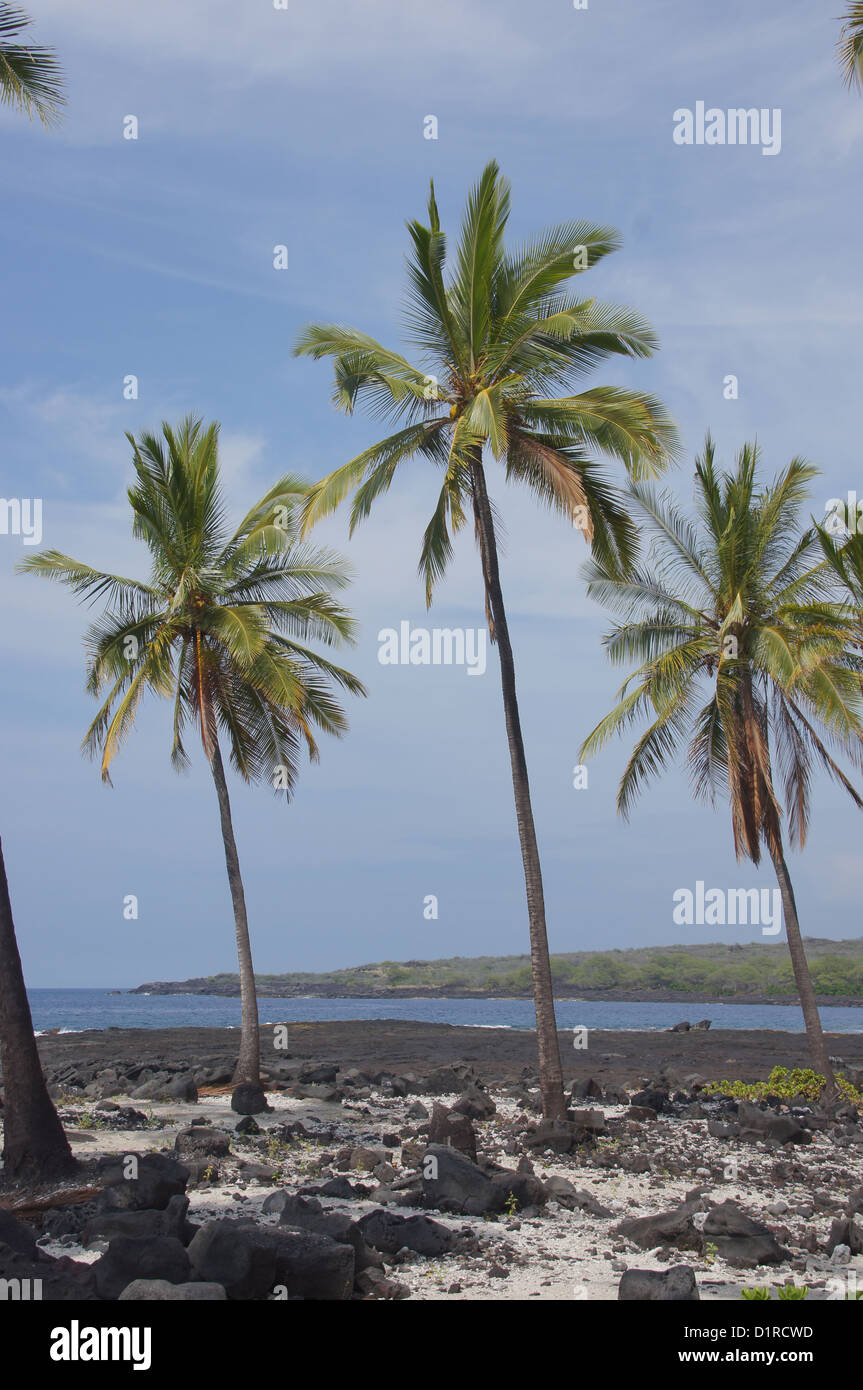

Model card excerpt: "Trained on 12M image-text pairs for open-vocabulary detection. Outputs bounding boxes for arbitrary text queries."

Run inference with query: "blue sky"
[3,0,863,987]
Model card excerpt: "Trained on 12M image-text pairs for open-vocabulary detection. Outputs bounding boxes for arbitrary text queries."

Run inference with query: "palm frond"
[838,1,863,89]
[0,3,65,127]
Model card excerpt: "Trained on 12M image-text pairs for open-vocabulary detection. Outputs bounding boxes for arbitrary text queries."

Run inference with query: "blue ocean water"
[26,989,863,1035]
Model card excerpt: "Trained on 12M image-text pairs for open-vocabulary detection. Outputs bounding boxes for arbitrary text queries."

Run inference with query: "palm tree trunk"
[208,738,261,1088]
[469,452,566,1120]
[768,842,837,1097]
[0,837,75,1183]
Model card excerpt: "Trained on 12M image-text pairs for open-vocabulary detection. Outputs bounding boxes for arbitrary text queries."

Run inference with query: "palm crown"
[295,160,678,593]
[19,417,365,788]
[0,3,65,127]
[580,436,863,858]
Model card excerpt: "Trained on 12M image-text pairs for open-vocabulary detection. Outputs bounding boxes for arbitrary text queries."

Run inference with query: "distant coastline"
[129,938,863,1008]
[126,981,863,1008]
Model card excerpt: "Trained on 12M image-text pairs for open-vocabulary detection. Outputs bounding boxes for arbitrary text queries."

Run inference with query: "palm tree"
[294,161,677,1119]
[20,417,365,1109]
[580,437,863,1095]
[0,2,68,1186]
[0,3,64,126]
[838,3,863,90]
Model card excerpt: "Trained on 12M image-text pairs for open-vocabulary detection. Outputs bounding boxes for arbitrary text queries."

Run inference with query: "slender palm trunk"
[470,453,565,1120]
[208,738,261,1088]
[0,837,75,1183]
[768,842,837,1097]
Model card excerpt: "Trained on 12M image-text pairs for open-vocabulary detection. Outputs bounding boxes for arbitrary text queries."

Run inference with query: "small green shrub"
[740,1284,808,1300]
[703,1066,862,1105]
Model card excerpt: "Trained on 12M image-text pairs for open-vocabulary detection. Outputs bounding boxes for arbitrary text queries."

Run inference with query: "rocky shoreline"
[2,1021,862,1302]
[22,1019,863,1090]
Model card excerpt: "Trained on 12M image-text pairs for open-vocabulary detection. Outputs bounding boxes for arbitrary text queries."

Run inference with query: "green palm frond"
[451,159,510,368]
[16,552,158,611]
[520,387,678,479]
[419,460,469,606]
[491,221,621,348]
[299,422,449,536]
[687,695,729,805]
[616,686,698,820]
[838,2,863,89]
[629,480,716,601]
[0,3,65,127]
[405,183,467,368]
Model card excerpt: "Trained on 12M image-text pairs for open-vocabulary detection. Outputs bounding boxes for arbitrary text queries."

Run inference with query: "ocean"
[26,989,863,1035]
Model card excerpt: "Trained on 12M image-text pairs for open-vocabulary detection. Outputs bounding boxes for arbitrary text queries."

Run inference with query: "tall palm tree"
[20,417,365,1108]
[838,3,863,90]
[0,3,64,126]
[294,161,677,1119]
[580,437,863,1095]
[0,2,68,1185]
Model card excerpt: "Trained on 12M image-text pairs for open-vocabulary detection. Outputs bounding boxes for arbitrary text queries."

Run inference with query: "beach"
[2,1018,862,1303]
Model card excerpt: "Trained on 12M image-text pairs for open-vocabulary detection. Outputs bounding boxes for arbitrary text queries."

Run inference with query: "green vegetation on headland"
[131,937,863,1003]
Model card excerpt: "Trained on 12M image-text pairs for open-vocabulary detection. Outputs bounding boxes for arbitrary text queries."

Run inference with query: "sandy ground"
[32,1081,863,1302]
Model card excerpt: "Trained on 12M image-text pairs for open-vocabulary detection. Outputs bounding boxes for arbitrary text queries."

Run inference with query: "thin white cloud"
[11,0,841,152]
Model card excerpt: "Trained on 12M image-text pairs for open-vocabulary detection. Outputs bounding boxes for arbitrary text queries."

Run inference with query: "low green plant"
[266,1134,291,1161]
[703,1066,862,1105]
[75,1113,108,1131]
[740,1284,808,1300]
